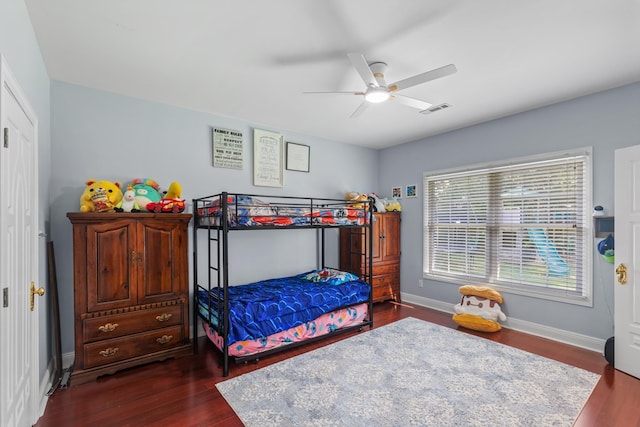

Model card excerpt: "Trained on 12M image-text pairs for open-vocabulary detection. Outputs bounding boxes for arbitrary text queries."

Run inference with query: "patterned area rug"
[217,317,600,427]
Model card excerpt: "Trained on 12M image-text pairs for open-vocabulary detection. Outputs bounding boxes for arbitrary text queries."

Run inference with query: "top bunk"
[192,192,373,230]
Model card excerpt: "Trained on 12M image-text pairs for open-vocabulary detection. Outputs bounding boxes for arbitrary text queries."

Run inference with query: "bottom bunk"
[202,303,368,357]
[196,268,373,373]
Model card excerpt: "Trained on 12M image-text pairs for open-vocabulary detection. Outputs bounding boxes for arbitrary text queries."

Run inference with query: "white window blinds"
[424,151,590,302]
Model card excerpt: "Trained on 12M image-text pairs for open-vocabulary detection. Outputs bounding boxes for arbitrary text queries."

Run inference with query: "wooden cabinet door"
[370,213,384,264]
[136,218,188,305]
[86,220,137,312]
[380,213,401,263]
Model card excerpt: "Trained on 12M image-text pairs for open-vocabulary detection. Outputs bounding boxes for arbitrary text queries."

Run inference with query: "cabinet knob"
[155,313,173,322]
[98,323,119,333]
[130,250,144,265]
[156,335,173,345]
[99,347,119,357]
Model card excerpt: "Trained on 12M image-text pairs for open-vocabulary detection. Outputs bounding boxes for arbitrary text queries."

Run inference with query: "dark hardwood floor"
[36,302,639,427]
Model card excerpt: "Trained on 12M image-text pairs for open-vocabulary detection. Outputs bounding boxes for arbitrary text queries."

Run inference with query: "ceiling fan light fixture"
[364,87,390,103]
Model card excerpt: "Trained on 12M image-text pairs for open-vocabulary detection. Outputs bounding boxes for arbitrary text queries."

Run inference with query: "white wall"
[1,0,51,380]
[49,81,380,354]
[380,82,640,341]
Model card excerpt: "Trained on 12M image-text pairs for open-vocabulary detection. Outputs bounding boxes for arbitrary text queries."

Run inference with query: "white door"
[0,56,41,426]
[614,144,640,379]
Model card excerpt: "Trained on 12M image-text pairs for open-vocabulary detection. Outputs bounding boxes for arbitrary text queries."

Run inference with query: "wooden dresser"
[67,212,192,384]
[340,212,401,303]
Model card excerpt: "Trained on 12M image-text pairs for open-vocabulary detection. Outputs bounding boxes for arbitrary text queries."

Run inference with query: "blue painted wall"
[379,82,640,341]
[50,81,380,354]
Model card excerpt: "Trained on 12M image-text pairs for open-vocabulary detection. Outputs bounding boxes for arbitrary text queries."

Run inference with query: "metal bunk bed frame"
[192,192,374,376]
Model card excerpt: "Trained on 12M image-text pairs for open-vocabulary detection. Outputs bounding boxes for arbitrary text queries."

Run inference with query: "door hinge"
[3,128,8,148]
[2,287,8,308]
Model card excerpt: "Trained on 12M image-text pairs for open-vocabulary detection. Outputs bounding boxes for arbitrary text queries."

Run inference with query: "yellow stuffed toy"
[345,192,370,210]
[80,179,123,212]
[384,198,402,212]
[164,181,182,199]
[453,285,506,332]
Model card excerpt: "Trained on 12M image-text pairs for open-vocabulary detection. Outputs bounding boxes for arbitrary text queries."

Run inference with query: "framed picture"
[392,186,402,199]
[406,184,417,198]
[212,127,243,169]
[253,129,284,187]
[286,142,310,172]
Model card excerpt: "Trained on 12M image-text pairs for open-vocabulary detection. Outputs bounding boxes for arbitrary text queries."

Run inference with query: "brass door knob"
[30,281,45,311]
[616,263,627,285]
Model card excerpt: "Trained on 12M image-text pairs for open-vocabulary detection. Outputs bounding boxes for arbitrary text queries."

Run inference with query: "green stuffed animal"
[128,178,162,212]
[80,179,123,212]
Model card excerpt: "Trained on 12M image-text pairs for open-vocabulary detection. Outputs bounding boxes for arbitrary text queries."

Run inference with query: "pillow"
[300,268,359,285]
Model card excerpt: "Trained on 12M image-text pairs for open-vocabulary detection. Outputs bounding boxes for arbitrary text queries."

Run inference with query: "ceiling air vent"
[420,103,452,115]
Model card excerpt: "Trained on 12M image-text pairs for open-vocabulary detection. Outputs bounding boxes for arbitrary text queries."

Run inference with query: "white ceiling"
[25,0,640,149]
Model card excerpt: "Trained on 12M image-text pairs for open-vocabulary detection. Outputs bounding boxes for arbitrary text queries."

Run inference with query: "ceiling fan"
[305,53,457,118]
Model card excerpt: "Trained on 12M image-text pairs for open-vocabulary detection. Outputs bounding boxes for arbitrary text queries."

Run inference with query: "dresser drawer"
[372,273,400,302]
[83,325,184,368]
[372,273,399,287]
[372,263,400,275]
[83,304,183,343]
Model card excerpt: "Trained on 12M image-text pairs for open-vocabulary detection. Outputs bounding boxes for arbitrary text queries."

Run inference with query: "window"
[423,149,592,305]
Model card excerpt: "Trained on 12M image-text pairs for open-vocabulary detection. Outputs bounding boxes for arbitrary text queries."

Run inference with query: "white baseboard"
[62,352,74,370]
[401,292,606,354]
[37,360,53,420]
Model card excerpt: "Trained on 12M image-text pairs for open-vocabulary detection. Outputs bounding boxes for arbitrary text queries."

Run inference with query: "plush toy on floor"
[453,285,506,332]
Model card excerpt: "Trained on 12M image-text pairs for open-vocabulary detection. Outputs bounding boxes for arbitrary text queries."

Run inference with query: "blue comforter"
[198,269,370,345]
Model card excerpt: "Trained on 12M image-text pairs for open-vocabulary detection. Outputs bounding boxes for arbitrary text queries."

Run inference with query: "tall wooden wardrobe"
[340,212,401,303]
[67,212,192,384]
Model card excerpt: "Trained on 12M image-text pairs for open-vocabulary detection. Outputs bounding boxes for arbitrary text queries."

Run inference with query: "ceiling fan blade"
[303,91,364,96]
[350,100,369,118]
[347,53,379,88]
[388,64,457,92]
[391,94,432,111]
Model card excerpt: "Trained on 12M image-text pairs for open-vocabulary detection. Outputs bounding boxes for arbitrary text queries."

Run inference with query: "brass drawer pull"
[99,347,119,357]
[98,323,119,333]
[156,335,173,345]
[155,313,173,322]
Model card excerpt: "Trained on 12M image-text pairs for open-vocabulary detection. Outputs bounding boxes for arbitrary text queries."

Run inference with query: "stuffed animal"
[128,178,162,212]
[370,193,386,212]
[146,181,186,213]
[384,198,402,212]
[80,179,123,212]
[114,186,140,212]
[164,181,182,199]
[345,192,370,210]
[453,285,506,332]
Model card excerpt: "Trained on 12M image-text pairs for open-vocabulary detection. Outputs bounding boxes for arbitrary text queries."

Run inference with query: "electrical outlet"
[418,279,424,288]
